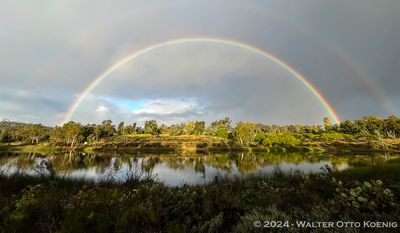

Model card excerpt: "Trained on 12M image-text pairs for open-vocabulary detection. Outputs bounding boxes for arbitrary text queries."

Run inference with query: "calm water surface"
[0,152,393,186]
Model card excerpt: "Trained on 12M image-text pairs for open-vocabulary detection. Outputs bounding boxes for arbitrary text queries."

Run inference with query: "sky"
[1,0,399,126]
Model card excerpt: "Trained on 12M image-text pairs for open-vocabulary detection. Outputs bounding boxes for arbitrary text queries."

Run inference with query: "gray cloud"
[1,0,399,125]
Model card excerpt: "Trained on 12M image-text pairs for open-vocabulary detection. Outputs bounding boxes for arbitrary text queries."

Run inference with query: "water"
[0,152,392,186]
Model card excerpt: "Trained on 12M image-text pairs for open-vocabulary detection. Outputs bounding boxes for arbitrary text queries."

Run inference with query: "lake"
[0,152,393,186]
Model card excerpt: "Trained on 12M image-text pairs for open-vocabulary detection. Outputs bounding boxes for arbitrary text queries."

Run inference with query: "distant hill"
[0,120,30,128]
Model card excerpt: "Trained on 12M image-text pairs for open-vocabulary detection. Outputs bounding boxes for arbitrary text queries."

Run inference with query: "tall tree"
[232,121,257,145]
[193,121,205,135]
[206,117,231,135]
[159,124,170,135]
[25,124,48,144]
[101,120,116,137]
[184,121,196,135]
[144,120,159,135]
[125,123,137,135]
[168,124,184,136]
[323,117,332,131]
[62,122,82,147]
[117,121,125,136]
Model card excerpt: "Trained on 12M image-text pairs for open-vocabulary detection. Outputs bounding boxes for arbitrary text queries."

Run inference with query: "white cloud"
[132,99,200,116]
[96,105,109,113]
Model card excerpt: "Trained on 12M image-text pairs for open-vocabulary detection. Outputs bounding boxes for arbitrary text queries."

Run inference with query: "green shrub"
[262,133,301,147]
[216,129,229,139]
[319,132,345,141]
[7,184,64,233]
[331,179,398,218]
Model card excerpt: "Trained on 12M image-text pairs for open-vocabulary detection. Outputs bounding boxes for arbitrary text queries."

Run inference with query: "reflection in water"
[0,152,395,186]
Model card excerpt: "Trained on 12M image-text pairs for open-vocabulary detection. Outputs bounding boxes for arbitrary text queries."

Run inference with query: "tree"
[24,124,48,144]
[81,124,95,141]
[323,117,331,131]
[206,117,231,135]
[159,124,170,135]
[117,122,125,136]
[125,123,137,135]
[101,120,116,137]
[93,126,102,142]
[144,120,159,135]
[232,121,257,145]
[193,121,205,135]
[50,126,64,145]
[382,115,400,138]
[216,128,229,139]
[339,120,358,135]
[261,133,301,146]
[168,124,184,136]
[62,122,82,147]
[184,121,196,135]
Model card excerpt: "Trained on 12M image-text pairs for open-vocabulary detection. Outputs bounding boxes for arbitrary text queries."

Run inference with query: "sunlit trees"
[216,128,229,139]
[101,120,116,137]
[206,117,231,136]
[144,120,159,135]
[86,120,116,142]
[193,121,205,135]
[24,124,49,144]
[383,115,400,138]
[232,121,257,145]
[93,126,102,141]
[50,122,82,147]
[117,122,125,136]
[182,121,206,135]
[354,116,383,135]
[125,123,138,135]
[323,117,332,131]
[168,124,184,136]
[2,115,400,146]
[184,121,196,135]
[338,120,358,135]
[159,124,170,135]
[62,122,82,147]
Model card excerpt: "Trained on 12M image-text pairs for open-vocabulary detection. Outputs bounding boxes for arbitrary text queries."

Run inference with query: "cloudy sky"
[1,0,399,126]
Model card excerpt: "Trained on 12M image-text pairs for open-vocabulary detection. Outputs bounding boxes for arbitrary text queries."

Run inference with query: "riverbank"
[1,135,399,155]
[1,160,399,233]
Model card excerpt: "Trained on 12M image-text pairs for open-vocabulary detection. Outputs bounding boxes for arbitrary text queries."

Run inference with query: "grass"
[1,134,399,156]
[0,143,68,153]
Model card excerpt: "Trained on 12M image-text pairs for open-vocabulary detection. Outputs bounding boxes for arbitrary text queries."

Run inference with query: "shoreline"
[1,135,399,155]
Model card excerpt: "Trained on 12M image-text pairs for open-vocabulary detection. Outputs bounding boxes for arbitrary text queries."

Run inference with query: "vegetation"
[1,116,400,154]
[0,161,399,233]
[1,116,400,232]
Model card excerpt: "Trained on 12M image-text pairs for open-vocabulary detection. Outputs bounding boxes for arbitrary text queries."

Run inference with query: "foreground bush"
[0,169,399,233]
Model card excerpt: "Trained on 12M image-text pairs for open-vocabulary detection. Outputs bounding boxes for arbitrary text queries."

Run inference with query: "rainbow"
[61,37,341,125]
[320,40,397,116]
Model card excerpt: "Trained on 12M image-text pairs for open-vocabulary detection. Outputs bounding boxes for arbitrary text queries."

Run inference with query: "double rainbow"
[61,37,341,125]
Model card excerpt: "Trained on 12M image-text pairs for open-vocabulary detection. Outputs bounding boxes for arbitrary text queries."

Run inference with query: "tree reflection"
[1,152,397,184]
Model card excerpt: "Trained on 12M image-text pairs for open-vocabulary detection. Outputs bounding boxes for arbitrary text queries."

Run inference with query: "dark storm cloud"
[1,0,399,125]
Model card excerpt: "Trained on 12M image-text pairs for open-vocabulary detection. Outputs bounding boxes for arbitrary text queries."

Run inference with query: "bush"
[331,179,398,218]
[216,128,229,139]
[319,132,345,141]
[262,133,301,147]
[7,184,64,233]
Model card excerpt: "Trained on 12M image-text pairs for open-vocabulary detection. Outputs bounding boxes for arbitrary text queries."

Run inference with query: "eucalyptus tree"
[144,120,159,135]
[24,124,49,144]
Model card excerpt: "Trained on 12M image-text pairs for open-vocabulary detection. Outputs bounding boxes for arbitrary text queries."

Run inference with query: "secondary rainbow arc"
[61,37,341,125]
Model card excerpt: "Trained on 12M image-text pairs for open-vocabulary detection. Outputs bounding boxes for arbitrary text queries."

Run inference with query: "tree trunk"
[70,136,75,148]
